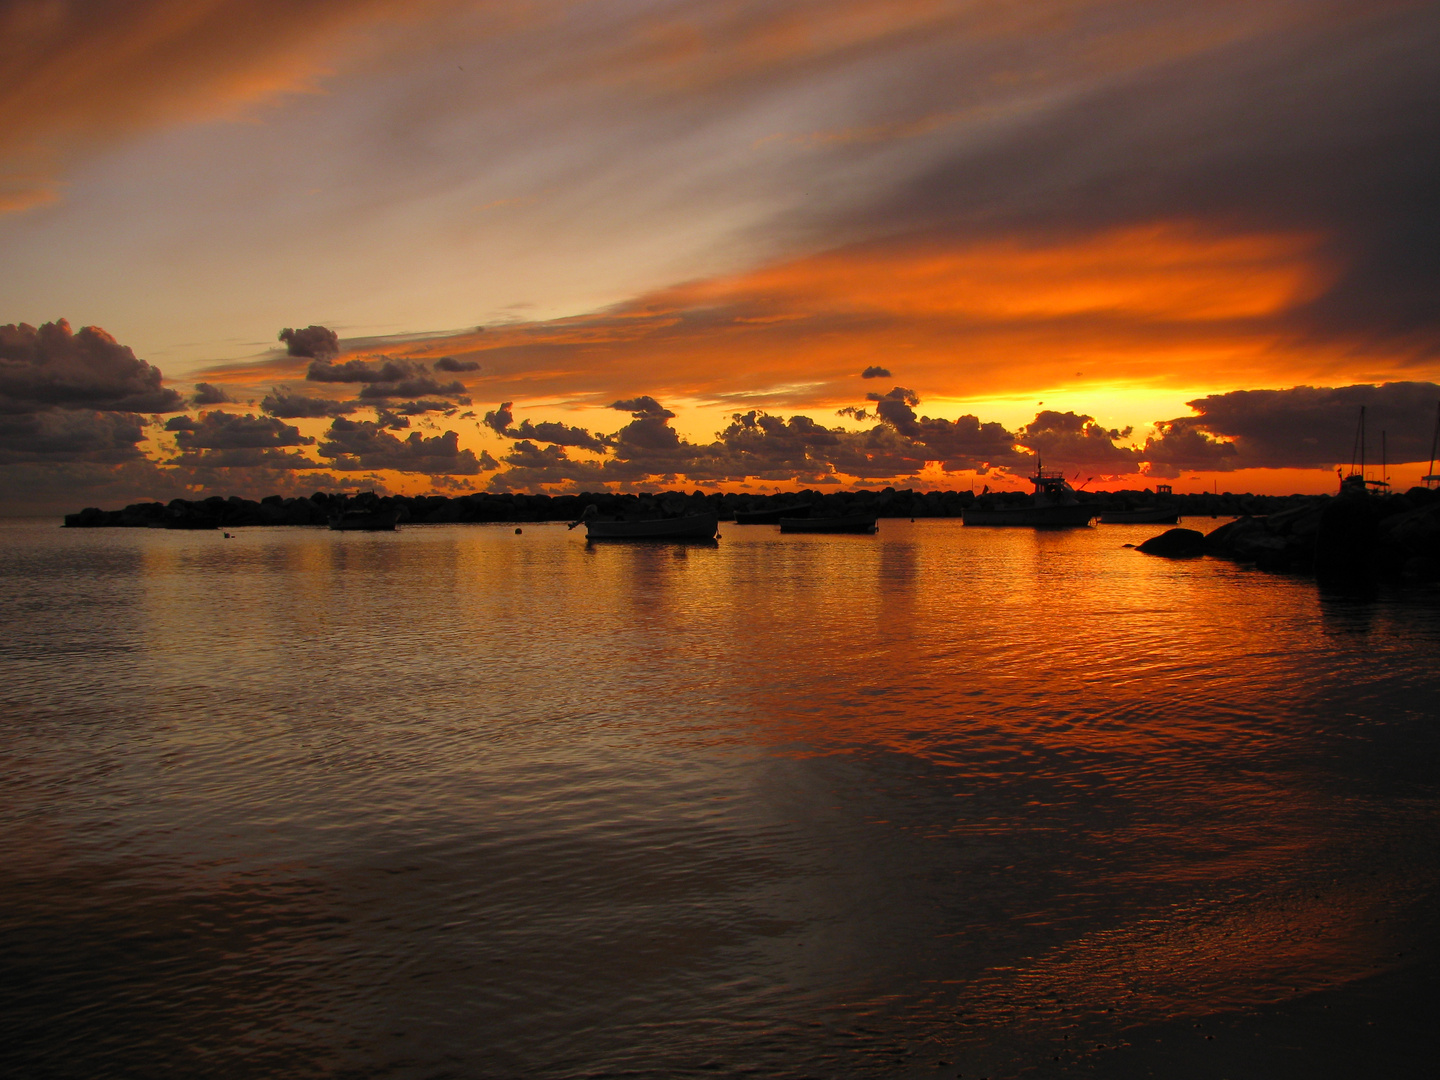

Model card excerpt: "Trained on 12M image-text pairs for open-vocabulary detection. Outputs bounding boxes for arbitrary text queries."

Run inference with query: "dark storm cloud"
[482,401,608,451]
[279,325,340,359]
[605,395,680,452]
[491,440,607,489]
[481,401,514,433]
[356,375,465,400]
[861,366,891,379]
[164,415,197,431]
[260,386,356,418]
[391,399,456,415]
[169,447,321,470]
[0,320,184,414]
[318,418,483,474]
[306,355,465,400]
[1148,382,1440,470]
[1139,418,1242,475]
[306,356,424,383]
[1019,411,1141,471]
[851,4,1440,351]
[905,413,1023,472]
[0,409,148,464]
[373,408,411,430]
[191,382,232,405]
[433,356,480,372]
[171,411,314,451]
[613,414,681,452]
[865,387,922,436]
[610,396,675,419]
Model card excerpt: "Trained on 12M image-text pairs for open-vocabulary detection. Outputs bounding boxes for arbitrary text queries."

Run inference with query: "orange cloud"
[327,219,1404,418]
[681,224,1333,322]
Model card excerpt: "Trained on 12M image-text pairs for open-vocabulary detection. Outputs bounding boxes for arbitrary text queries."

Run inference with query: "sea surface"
[2,516,1438,1079]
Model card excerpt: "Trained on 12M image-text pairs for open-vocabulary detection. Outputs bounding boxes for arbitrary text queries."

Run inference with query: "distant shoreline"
[60,487,1322,529]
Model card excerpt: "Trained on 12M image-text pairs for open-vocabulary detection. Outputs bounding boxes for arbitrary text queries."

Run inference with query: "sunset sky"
[3,0,1439,511]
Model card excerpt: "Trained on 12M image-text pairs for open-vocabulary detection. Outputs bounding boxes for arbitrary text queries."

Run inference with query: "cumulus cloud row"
[305,353,468,403]
[482,380,1440,490]
[482,401,608,452]
[6,320,1438,512]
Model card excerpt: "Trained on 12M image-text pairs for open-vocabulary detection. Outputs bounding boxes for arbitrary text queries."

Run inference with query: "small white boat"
[963,464,1094,526]
[582,512,719,540]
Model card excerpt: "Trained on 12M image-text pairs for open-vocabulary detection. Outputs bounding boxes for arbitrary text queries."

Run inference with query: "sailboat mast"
[1429,400,1440,489]
[1360,406,1366,478]
[1350,406,1365,478]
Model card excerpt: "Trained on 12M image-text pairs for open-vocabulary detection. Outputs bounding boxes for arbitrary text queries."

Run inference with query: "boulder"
[1137,528,1206,557]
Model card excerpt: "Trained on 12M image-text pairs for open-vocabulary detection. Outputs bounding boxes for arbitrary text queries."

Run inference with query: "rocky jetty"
[1138,487,1440,581]
[63,485,1321,530]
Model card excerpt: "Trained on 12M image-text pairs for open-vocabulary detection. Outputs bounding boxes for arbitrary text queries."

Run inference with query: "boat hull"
[586,513,719,540]
[1099,507,1180,524]
[733,504,811,524]
[963,504,1094,526]
[329,511,398,531]
[779,514,878,534]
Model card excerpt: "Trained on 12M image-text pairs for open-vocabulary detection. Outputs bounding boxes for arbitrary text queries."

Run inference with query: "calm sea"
[2,517,1438,1078]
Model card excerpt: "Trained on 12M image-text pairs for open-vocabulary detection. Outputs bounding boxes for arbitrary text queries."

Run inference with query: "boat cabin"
[1029,466,1080,507]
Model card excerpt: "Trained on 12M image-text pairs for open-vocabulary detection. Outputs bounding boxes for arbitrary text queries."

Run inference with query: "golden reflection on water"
[2,518,1438,1078]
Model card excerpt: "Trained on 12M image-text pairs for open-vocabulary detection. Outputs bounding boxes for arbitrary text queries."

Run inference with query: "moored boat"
[1099,506,1180,524]
[584,512,719,540]
[734,503,812,524]
[1100,484,1177,524]
[963,464,1094,526]
[779,514,877,534]
[328,509,398,531]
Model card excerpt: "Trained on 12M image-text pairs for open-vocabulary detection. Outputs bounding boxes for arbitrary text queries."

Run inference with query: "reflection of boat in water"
[963,463,1095,526]
[1100,485,1179,524]
[734,503,811,524]
[583,512,719,540]
[779,514,877,534]
[328,510,398,531]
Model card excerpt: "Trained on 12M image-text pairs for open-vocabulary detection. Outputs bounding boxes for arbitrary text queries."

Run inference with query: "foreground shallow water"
[2,517,1437,1078]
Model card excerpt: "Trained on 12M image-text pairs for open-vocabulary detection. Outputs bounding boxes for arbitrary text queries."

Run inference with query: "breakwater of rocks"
[1137,487,1440,581]
[63,487,1313,530]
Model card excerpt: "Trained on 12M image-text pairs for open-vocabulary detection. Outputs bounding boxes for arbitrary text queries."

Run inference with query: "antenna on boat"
[1426,401,1440,490]
[1349,405,1366,481]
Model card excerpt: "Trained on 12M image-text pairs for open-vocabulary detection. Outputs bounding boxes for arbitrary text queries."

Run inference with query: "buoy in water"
[514,527,522,534]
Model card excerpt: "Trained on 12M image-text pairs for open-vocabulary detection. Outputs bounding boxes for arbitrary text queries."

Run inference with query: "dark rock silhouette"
[1125,486,1440,582]
[1137,528,1205,556]
[1314,495,1384,580]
